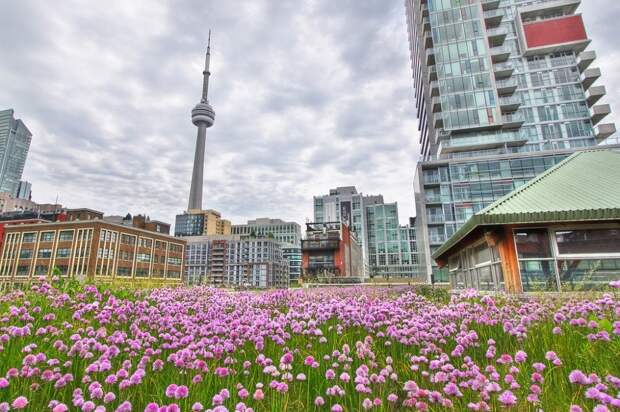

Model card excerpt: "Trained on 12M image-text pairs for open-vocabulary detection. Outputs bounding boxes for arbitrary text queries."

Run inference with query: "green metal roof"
[432,149,620,261]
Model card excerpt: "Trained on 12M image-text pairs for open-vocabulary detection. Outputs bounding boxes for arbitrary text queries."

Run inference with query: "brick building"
[0,220,185,290]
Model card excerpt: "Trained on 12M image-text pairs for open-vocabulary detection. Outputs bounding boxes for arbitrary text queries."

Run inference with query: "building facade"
[313,187,384,276]
[232,218,302,281]
[175,209,231,237]
[0,110,32,197]
[0,220,185,289]
[433,150,620,293]
[405,0,618,282]
[301,222,363,281]
[15,181,31,200]
[184,235,289,288]
[366,202,422,278]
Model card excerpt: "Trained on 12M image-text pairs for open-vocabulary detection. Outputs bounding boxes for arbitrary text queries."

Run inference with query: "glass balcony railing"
[426,215,445,224]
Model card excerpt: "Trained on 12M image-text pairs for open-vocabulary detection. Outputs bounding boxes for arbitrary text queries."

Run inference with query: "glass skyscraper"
[0,109,32,196]
[405,0,618,282]
[365,203,421,278]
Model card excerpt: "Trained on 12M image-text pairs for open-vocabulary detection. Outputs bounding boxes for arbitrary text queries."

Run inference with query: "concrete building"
[301,222,363,281]
[0,192,62,215]
[232,218,302,281]
[0,110,32,197]
[365,203,422,279]
[175,209,231,237]
[184,235,288,288]
[433,150,620,293]
[66,208,104,221]
[405,0,618,282]
[0,220,185,290]
[313,186,383,276]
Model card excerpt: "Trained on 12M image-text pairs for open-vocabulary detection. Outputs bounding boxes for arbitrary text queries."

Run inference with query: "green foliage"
[414,284,451,304]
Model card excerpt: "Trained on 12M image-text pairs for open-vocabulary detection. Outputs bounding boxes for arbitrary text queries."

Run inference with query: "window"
[23,233,36,243]
[35,265,48,276]
[117,267,132,277]
[137,253,151,263]
[16,265,30,277]
[38,249,52,259]
[514,229,552,259]
[56,248,71,258]
[555,229,620,255]
[41,232,55,242]
[59,231,73,241]
[19,249,33,259]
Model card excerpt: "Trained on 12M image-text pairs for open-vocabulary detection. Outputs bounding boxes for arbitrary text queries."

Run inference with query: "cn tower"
[187,31,215,211]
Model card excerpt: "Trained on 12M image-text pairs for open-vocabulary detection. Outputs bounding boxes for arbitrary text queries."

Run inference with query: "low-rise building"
[0,220,185,289]
[0,192,62,215]
[433,150,620,293]
[184,235,288,288]
[301,222,363,281]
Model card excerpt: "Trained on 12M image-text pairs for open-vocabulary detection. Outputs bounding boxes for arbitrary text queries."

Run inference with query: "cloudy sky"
[0,1,618,227]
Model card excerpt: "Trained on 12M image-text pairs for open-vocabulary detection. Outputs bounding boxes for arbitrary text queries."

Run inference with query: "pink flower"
[253,389,264,401]
[104,392,116,404]
[144,403,159,412]
[239,388,249,399]
[515,351,527,363]
[192,402,204,411]
[331,404,344,412]
[52,404,69,412]
[498,390,517,407]
[174,385,189,399]
[0,378,8,389]
[610,280,620,289]
[11,397,28,410]
[387,393,398,403]
[165,384,178,398]
[315,396,325,406]
[569,406,583,412]
[304,356,315,366]
[325,369,336,380]
[362,398,372,410]
[569,370,590,385]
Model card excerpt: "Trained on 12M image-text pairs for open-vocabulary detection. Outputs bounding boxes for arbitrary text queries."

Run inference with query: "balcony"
[427,215,445,225]
[301,239,340,251]
[426,48,435,66]
[425,195,442,204]
[577,50,596,73]
[431,96,442,113]
[439,133,527,154]
[424,32,433,49]
[420,2,429,18]
[595,123,616,143]
[487,27,507,47]
[496,78,518,96]
[434,112,444,129]
[423,175,441,186]
[430,80,440,97]
[493,61,514,79]
[484,9,503,27]
[490,46,511,63]
[582,68,601,90]
[502,113,525,129]
[430,234,447,245]
[586,86,606,108]
[482,0,501,11]
[427,66,437,83]
[519,0,581,21]
[591,104,611,126]
[499,96,521,113]
[422,16,431,33]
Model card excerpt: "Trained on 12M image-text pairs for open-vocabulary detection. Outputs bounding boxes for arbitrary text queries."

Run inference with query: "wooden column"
[497,226,522,293]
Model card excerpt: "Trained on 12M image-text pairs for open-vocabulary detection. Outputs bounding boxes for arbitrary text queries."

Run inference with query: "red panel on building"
[523,15,587,48]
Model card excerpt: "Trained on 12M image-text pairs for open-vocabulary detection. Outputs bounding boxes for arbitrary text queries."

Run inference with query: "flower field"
[0,282,620,411]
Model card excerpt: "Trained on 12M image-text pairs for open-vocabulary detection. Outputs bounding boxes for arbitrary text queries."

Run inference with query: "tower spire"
[188,33,216,211]
[201,30,212,103]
